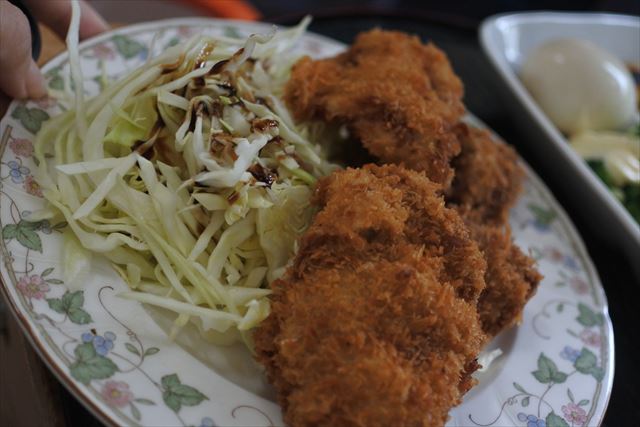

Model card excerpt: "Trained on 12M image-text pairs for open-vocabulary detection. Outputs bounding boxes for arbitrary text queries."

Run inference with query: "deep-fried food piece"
[442,124,541,338]
[254,165,487,427]
[445,125,542,338]
[285,29,465,186]
[446,123,524,225]
[465,222,542,338]
[302,164,487,303]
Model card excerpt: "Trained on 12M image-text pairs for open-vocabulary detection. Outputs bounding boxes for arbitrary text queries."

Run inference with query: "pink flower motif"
[562,402,587,425]
[304,39,323,55]
[570,276,590,295]
[23,176,43,197]
[580,329,601,347]
[34,97,57,109]
[101,381,134,407]
[178,26,196,37]
[544,247,564,263]
[92,44,115,60]
[9,138,34,157]
[17,275,50,299]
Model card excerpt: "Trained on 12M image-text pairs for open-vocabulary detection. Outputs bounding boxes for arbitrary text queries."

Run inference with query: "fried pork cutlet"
[254,165,487,427]
[446,123,524,225]
[285,29,542,340]
[284,29,465,187]
[443,124,542,337]
[465,222,543,337]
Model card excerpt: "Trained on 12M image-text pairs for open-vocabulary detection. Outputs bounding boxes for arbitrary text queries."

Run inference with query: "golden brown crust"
[464,221,543,338]
[254,165,486,427]
[444,124,542,339]
[257,29,543,426]
[284,29,465,186]
[446,123,524,225]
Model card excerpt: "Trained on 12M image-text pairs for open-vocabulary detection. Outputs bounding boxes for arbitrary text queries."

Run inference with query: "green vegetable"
[624,184,640,223]
[588,160,640,224]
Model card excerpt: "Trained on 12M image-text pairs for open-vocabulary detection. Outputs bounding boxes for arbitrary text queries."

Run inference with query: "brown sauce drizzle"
[227,191,240,204]
[248,163,277,188]
[223,141,238,161]
[210,101,223,118]
[251,118,278,133]
[210,59,229,75]
[193,76,206,87]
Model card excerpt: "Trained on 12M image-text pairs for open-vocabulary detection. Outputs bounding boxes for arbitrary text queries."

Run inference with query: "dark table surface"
[1,12,639,427]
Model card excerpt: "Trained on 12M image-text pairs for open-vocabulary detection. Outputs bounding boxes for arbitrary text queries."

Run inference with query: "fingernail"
[26,61,47,99]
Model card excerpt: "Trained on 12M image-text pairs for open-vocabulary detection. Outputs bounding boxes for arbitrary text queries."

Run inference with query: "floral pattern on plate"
[0,18,613,427]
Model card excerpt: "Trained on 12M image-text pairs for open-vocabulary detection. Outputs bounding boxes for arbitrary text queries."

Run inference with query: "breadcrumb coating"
[285,29,465,186]
[259,29,543,426]
[254,165,486,427]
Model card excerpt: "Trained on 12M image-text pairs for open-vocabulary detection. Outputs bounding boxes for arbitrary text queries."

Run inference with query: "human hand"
[0,0,108,104]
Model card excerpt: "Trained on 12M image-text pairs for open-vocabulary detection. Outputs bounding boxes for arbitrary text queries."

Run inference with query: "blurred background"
[89,0,639,25]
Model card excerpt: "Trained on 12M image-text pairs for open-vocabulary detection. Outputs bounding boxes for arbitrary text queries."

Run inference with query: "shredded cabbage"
[35,8,333,348]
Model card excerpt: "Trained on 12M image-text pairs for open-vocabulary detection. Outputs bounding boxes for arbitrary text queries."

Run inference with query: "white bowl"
[480,12,640,270]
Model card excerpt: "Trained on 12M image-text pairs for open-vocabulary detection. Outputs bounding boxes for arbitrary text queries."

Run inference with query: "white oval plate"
[0,18,613,427]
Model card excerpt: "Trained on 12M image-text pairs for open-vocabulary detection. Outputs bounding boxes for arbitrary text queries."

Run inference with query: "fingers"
[24,0,108,41]
[0,1,47,99]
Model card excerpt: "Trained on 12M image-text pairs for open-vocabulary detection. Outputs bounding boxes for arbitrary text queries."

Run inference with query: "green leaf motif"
[521,396,530,407]
[576,303,604,327]
[163,393,181,412]
[223,26,242,39]
[130,403,141,421]
[4,220,43,252]
[513,382,526,393]
[52,221,68,230]
[45,66,62,78]
[125,342,141,356]
[41,267,54,277]
[69,343,118,384]
[49,75,64,90]
[18,219,41,230]
[574,348,604,381]
[161,374,207,413]
[578,399,590,406]
[11,105,50,134]
[551,371,568,384]
[45,291,92,324]
[68,307,92,324]
[171,384,207,406]
[546,412,570,427]
[2,224,18,240]
[113,35,146,59]
[574,348,597,373]
[567,388,575,403]
[161,374,180,389]
[532,353,565,384]
[134,398,155,406]
[16,226,42,252]
[144,347,159,357]
[46,297,66,314]
[528,203,557,225]
[45,278,64,285]
[590,366,605,382]
[165,37,180,49]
